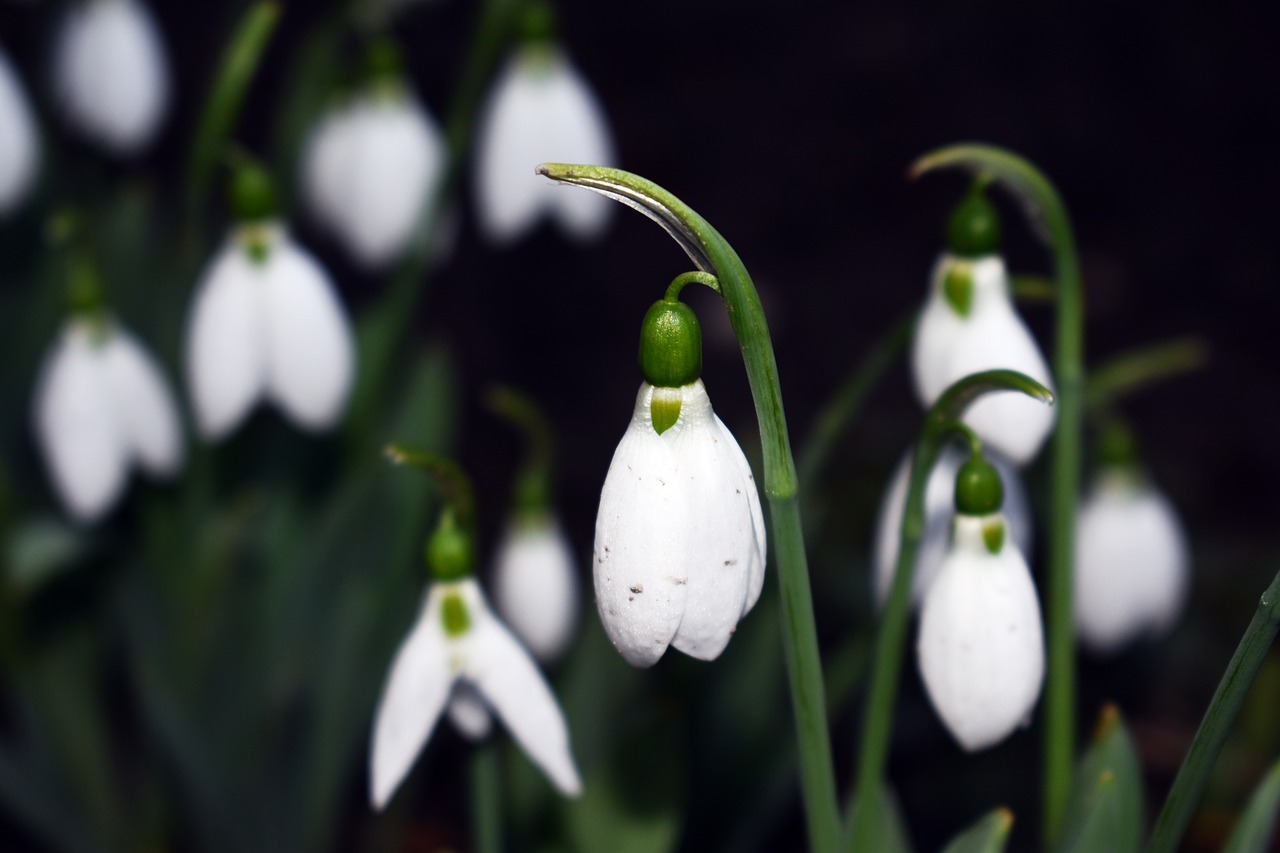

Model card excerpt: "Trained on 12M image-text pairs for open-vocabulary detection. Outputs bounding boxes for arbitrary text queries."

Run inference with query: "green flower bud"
[519,0,557,44]
[1096,419,1140,471]
[955,455,1004,516]
[363,39,404,83]
[638,299,702,389]
[228,161,278,224]
[426,516,474,582]
[946,184,1002,257]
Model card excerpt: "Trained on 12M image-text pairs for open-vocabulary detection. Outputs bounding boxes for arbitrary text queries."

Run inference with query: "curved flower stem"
[912,144,1084,842]
[1086,336,1210,413]
[536,164,838,851]
[384,445,476,524]
[185,2,281,226]
[848,370,1053,850]
[665,270,721,300]
[471,741,503,853]
[486,385,556,510]
[1146,567,1280,853]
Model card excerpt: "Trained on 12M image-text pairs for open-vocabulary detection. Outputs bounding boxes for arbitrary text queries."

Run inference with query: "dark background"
[3,1,1279,850]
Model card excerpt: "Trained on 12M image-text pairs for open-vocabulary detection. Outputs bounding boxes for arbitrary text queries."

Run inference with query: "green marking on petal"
[442,591,470,637]
[943,263,973,317]
[982,518,1006,555]
[650,387,682,435]
[245,237,270,265]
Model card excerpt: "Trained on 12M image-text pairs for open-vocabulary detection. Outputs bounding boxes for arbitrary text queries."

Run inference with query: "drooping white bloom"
[52,0,169,155]
[492,514,580,664]
[872,445,1032,607]
[0,45,38,214]
[301,90,446,269]
[185,222,354,440]
[917,513,1045,751]
[473,44,615,244]
[1074,471,1190,654]
[594,380,766,667]
[369,577,581,809]
[911,255,1055,466]
[33,316,183,523]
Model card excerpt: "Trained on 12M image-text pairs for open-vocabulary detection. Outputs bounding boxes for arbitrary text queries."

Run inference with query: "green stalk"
[471,741,503,853]
[185,2,281,224]
[911,144,1084,842]
[1086,336,1209,412]
[536,164,840,852]
[848,370,1053,850]
[1146,568,1280,853]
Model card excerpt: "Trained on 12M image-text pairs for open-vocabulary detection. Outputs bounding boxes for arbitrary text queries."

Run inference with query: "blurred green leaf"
[1054,705,1144,853]
[1223,759,1280,853]
[6,518,87,593]
[941,807,1014,853]
[846,783,912,853]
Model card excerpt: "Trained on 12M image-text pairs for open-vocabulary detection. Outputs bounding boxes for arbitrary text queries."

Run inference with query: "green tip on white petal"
[650,386,682,435]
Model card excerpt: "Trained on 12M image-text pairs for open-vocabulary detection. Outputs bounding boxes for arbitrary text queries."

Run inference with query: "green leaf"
[846,783,913,853]
[5,518,87,593]
[941,808,1014,853]
[1223,759,1280,853]
[1054,705,1144,853]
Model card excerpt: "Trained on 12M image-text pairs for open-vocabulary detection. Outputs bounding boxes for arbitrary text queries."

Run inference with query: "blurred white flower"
[1074,471,1190,653]
[0,45,38,214]
[872,445,1032,607]
[473,44,614,244]
[302,89,446,269]
[594,380,766,667]
[52,0,169,155]
[492,514,579,663]
[184,222,354,440]
[911,255,1055,466]
[369,576,581,809]
[917,512,1045,751]
[33,316,183,523]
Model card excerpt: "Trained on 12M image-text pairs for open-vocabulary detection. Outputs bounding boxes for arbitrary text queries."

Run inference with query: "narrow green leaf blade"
[942,808,1014,853]
[1055,705,1144,853]
[846,783,913,853]
[1223,759,1280,853]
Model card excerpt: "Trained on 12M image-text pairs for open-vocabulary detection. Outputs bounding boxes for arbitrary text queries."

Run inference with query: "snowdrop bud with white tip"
[33,271,183,523]
[0,45,38,214]
[917,455,1045,751]
[185,162,354,439]
[1074,426,1189,653]
[53,0,169,155]
[595,297,766,667]
[493,514,579,664]
[370,512,581,809]
[872,444,1032,607]
[301,43,446,269]
[911,187,1055,465]
[474,7,614,244]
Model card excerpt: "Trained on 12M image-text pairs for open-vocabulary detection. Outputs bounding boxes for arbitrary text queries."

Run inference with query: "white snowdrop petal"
[446,681,493,741]
[185,242,267,440]
[301,104,354,233]
[1074,477,1190,653]
[910,255,974,404]
[100,325,183,477]
[594,387,690,667]
[540,56,614,241]
[462,583,581,797]
[369,587,453,810]
[0,46,38,214]
[33,324,129,522]
[54,0,169,154]
[717,415,768,615]
[492,518,580,663]
[917,516,1045,751]
[873,446,1033,607]
[337,95,445,269]
[667,392,756,661]
[473,53,549,243]
[262,239,354,430]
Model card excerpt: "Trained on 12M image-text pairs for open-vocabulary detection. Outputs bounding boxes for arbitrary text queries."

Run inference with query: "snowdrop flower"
[1074,467,1189,654]
[917,454,1045,751]
[911,187,1055,466]
[872,444,1032,607]
[52,0,169,155]
[302,48,446,269]
[33,313,183,523]
[0,45,38,214]
[595,298,766,667]
[493,514,579,664]
[474,34,615,244]
[370,511,581,809]
[185,163,354,440]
